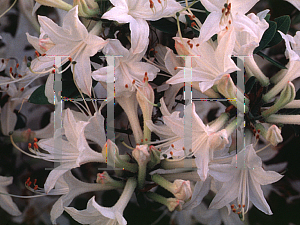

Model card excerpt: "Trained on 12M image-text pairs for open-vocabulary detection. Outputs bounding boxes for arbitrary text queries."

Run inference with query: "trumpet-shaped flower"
[50,171,117,224]
[37,108,105,194]
[166,28,238,93]
[199,0,260,43]
[64,178,137,225]
[209,144,283,219]
[102,0,182,54]
[0,176,22,216]
[26,6,107,96]
[147,98,229,180]
[92,39,159,97]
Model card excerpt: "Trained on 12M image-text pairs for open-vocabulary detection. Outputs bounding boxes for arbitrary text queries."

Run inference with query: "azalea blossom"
[166,28,239,93]
[37,108,105,193]
[50,171,118,224]
[64,177,137,225]
[26,5,107,96]
[92,39,160,97]
[209,144,283,219]
[102,0,183,53]
[198,0,260,43]
[147,98,229,180]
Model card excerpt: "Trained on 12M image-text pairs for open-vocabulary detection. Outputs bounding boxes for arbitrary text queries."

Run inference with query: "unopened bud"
[266,125,283,146]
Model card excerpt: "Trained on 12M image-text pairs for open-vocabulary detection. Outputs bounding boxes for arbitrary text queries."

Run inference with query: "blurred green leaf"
[28,84,51,105]
[254,21,277,54]
[266,15,291,48]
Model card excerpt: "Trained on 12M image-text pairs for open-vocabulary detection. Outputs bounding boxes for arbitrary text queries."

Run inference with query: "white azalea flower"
[147,98,229,180]
[199,0,260,43]
[102,0,182,53]
[64,178,137,225]
[0,176,22,216]
[209,144,283,220]
[26,5,107,96]
[50,171,117,224]
[166,29,238,93]
[92,39,159,97]
[37,108,105,193]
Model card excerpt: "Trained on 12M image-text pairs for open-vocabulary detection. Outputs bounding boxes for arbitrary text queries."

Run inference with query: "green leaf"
[245,76,257,94]
[254,21,277,54]
[265,14,271,21]
[28,84,51,105]
[266,15,291,48]
[150,18,184,34]
[256,51,287,69]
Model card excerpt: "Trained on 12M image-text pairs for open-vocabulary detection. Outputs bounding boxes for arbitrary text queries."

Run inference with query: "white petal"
[251,167,283,185]
[199,11,222,43]
[129,18,149,54]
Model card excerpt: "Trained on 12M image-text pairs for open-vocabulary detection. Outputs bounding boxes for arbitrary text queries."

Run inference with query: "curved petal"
[248,174,273,215]
[199,11,222,43]
[129,18,149,54]
[251,167,283,185]
[101,6,131,23]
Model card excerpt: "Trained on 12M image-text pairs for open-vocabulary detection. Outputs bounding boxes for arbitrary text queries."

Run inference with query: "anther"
[226,26,229,30]
[52,69,55,73]
[222,8,225,13]
[34,185,38,190]
[171,144,175,148]
[257,129,261,133]
[20,87,24,92]
[238,204,241,208]
[34,179,37,185]
[1,59,4,63]
[170,151,173,156]
[68,57,72,62]
[132,79,136,84]
[28,143,32,148]
[196,43,199,47]
[191,22,196,27]
[18,74,22,78]
[182,147,185,150]
[242,205,245,208]
[33,143,38,149]
[125,84,129,88]
[141,139,144,142]
[34,138,38,142]
[9,67,12,74]
[231,204,235,209]
[145,72,148,76]
[233,209,236,213]
[174,67,178,70]
[16,63,19,68]
[229,20,231,24]
[145,138,148,141]
[41,54,46,56]
[35,51,40,57]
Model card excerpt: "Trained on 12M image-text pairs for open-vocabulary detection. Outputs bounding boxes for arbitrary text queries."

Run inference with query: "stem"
[152,174,175,193]
[137,163,147,189]
[245,56,269,87]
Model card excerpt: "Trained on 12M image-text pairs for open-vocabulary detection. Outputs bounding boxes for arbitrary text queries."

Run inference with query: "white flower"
[209,144,283,219]
[37,108,105,193]
[50,171,116,224]
[166,29,238,93]
[92,39,159,97]
[198,0,260,43]
[64,178,137,225]
[0,176,22,216]
[102,0,182,54]
[147,98,229,180]
[26,6,107,96]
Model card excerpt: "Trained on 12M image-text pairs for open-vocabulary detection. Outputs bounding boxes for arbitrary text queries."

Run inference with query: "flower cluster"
[1,0,300,224]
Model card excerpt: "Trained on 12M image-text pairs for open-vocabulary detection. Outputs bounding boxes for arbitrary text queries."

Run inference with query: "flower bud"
[35,0,73,12]
[132,144,151,165]
[266,125,283,146]
[172,180,192,201]
[262,82,295,118]
[167,198,185,211]
[147,146,161,169]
